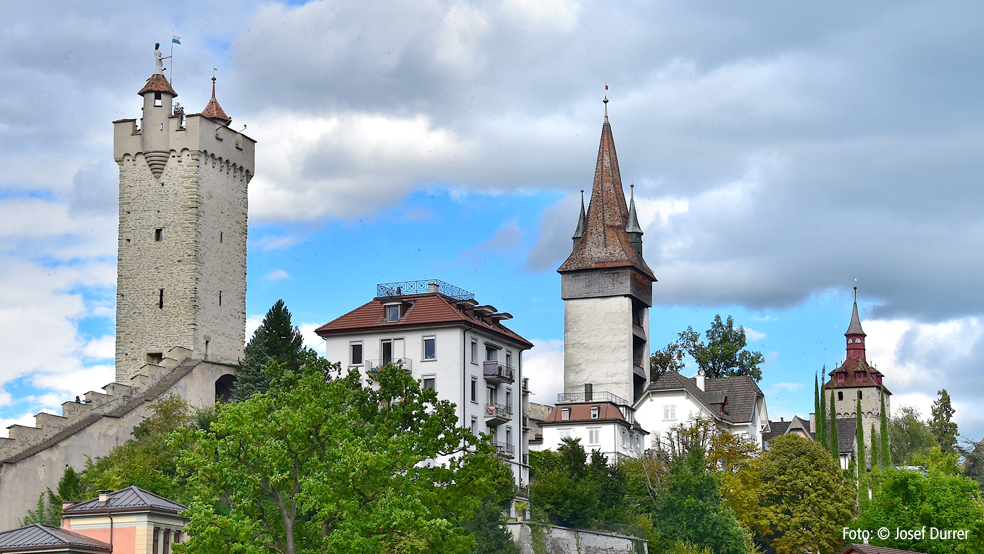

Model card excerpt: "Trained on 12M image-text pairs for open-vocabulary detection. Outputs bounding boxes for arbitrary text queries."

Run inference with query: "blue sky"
[2,0,984,441]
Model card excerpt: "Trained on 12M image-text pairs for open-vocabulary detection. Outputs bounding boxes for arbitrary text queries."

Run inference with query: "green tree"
[855,465,984,553]
[650,341,686,382]
[726,435,855,554]
[889,406,938,464]
[929,389,959,454]
[677,315,765,381]
[870,423,880,471]
[232,299,310,401]
[958,439,984,492]
[829,391,840,461]
[176,354,499,554]
[856,400,867,475]
[650,448,752,554]
[57,394,197,503]
[879,391,891,468]
[19,491,61,526]
[529,438,602,528]
[817,370,828,449]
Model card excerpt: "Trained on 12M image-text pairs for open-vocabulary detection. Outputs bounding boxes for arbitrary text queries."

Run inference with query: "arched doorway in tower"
[215,373,237,403]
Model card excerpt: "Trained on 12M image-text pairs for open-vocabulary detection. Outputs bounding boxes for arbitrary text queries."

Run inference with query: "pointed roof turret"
[557,98,654,280]
[626,184,643,235]
[138,73,178,97]
[572,190,586,244]
[201,76,231,124]
[846,287,865,337]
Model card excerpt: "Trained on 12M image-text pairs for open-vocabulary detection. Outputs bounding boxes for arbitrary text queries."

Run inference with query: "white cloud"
[245,315,263,344]
[524,339,564,406]
[744,327,766,341]
[82,335,115,360]
[0,412,37,438]
[766,382,803,395]
[501,0,581,30]
[298,323,326,356]
[264,269,290,282]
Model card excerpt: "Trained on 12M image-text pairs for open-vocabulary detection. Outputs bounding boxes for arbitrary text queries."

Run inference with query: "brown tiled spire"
[138,74,178,97]
[201,76,231,124]
[557,99,654,279]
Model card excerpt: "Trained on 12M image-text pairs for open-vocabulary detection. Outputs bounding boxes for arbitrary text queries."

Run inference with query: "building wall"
[114,103,252,383]
[827,386,890,454]
[323,322,529,488]
[634,389,702,450]
[564,296,634,402]
[507,523,648,554]
[540,420,645,464]
[0,361,233,531]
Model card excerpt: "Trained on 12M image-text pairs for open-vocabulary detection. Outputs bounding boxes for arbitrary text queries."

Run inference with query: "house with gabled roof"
[763,414,858,469]
[0,525,111,554]
[61,486,187,554]
[633,372,770,449]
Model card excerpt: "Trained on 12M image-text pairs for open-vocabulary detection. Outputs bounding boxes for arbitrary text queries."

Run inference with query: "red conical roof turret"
[201,76,231,124]
[845,287,866,361]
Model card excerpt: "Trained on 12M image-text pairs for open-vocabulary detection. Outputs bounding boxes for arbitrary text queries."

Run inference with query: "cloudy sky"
[2,0,983,440]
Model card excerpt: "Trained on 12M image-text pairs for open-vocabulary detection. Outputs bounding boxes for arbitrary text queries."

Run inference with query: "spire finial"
[603,84,609,123]
[854,286,858,303]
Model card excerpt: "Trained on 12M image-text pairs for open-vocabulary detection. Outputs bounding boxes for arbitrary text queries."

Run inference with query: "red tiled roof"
[138,74,177,97]
[824,357,892,395]
[541,402,629,425]
[557,118,655,280]
[841,545,927,554]
[201,79,231,123]
[315,293,533,349]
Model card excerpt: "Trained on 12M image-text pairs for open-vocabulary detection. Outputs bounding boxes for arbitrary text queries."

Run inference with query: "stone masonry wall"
[507,523,647,554]
[564,296,633,401]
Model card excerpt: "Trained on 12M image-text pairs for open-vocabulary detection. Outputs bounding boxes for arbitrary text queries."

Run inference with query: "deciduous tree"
[889,406,938,464]
[677,315,765,381]
[650,341,686,382]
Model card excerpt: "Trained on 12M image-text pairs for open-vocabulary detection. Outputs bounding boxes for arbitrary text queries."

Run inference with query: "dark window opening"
[423,377,436,391]
[219,291,222,306]
[838,391,844,401]
[584,383,593,401]
[858,390,863,400]
[423,337,436,360]
[219,231,223,243]
[146,352,163,365]
[159,289,164,309]
[163,528,170,554]
[470,378,477,402]
[154,92,162,107]
[154,228,163,241]
[153,528,160,554]
[351,343,363,365]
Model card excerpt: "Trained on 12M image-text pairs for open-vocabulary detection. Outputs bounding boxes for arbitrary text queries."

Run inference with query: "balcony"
[493,441,515,459]
[366,357,413,375]
[483,361,515,384]
[556,391,629,406]
[485,403,512,426]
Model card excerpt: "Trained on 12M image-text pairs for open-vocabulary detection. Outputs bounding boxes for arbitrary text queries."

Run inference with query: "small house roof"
[0,525,111,554]
[62,486,187,516]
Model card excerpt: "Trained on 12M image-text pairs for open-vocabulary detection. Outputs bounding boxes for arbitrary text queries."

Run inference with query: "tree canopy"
[930,389,959,454]
[232,299,311,401]
[176,353,508,554]
[677,315,765,381]
[890,406,938,465]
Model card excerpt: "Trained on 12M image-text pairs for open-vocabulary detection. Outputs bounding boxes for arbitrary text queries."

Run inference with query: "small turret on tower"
[846,287,866,362]
[201,75,231,125]
[626,184,644,260]
[572,190,586,249]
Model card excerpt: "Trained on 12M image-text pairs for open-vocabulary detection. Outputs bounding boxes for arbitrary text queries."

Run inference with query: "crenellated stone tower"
[557,98,656,403]
[112,66,254,382]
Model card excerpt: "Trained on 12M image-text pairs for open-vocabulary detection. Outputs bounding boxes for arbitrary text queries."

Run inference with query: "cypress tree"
[829,390,840,461]
[880,390,891,468]
[870,422,879,470]
[818,368,828,447]
[856,399,866,474]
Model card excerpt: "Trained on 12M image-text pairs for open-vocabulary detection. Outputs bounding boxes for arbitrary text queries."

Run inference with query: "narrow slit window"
[159,289,164,309]
[219,291,222,306]
[155,228,163,241]
[219,231,223,243]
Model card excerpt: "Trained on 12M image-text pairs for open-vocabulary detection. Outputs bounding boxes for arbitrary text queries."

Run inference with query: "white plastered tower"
[112,67,255,383]
[557,100,656,404]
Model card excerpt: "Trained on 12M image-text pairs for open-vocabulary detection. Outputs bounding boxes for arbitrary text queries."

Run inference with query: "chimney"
[695,372,705,391]
[427,281,440,294]
[98,490,112,505]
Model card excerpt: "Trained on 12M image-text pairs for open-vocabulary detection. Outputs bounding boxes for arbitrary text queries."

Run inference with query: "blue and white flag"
[172,33,181,45]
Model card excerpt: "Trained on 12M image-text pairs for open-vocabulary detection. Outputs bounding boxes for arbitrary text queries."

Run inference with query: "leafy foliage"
[856,464,984,553]
[650,341,686,382]
[232,299,311,401]
[725,434,855,554]
[828,390,840,461]
[879,391,891,468]
[19,491,61,526]
[958,439,984,492]
[176,353,504,554]
[930,389,959,454]
[889,405,938,464]
[677,315,765,382]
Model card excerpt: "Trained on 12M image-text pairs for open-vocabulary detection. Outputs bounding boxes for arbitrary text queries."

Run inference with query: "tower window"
[220,232,223,243]
[159,289,164,309]
[838,391,844,401]
[154,228,163,241]
[219,291,222,306]
[154,92,162,107]
[858,390,863,400]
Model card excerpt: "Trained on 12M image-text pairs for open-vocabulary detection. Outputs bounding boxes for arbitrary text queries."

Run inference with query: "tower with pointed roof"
[112,56,255,382]
[557,98,656,403]
[823,288,891,459]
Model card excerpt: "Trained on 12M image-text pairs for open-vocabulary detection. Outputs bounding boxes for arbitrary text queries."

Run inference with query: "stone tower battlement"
[112,72,255,383]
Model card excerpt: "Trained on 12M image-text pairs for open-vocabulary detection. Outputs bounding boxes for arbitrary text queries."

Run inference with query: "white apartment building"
[315,279,533,494]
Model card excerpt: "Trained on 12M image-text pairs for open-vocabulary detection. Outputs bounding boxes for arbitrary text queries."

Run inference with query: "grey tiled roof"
[842,544,927,554]
[0,524,111,553]
[62,486,186,515]
[845,301,866,336]
[645,372,764,425]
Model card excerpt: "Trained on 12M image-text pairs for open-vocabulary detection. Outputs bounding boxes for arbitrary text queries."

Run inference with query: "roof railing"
[556,391,630,407]
[376,279,475,301]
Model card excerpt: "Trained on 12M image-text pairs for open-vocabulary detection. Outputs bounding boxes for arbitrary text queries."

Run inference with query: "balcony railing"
[485,403,512,425]
[483,361,515,384]
[366,358,412,375]
[556,391,630,407]
[493,441,515,459]
[376,279,475,301]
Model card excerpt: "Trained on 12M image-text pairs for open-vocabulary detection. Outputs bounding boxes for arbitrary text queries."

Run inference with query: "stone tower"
[557,99,657,403]
[112,63,254,383]
[823,288,891,452]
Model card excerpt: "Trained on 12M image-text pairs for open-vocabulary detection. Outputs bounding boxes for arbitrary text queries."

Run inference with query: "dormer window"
[590,406,600,419]
[385,305,400,322]
[561,408,571,421]
[837,372,846,383]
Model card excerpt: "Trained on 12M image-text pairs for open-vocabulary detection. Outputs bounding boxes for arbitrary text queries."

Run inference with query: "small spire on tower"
[603,84,609,123]
[201,70,231,124]
[572,189,586,249]
[626,184,643,235]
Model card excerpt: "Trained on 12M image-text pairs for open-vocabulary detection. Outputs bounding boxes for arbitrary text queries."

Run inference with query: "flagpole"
[169,32,175,87]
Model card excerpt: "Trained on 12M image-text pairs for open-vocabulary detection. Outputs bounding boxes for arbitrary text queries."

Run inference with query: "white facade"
[320,291,531,491]
[539,418,646,465]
